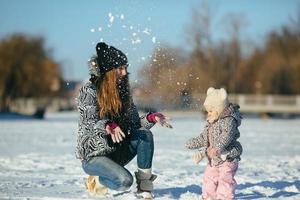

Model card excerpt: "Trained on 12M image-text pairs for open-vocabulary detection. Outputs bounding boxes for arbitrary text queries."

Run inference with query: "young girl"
[186,87,243,200]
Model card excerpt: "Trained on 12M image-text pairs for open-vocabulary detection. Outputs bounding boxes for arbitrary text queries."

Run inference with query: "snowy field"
[0,111,299,200]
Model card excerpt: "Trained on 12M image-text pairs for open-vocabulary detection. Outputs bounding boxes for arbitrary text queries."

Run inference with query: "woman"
[76,42,172,199]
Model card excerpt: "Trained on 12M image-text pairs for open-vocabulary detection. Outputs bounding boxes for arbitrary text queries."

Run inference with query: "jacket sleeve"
[226,141,243,159]
[215,117,237,154]
[185,125,208,149]
[78,85,110,132]
[76,84,116,159]
[129,100,155,130]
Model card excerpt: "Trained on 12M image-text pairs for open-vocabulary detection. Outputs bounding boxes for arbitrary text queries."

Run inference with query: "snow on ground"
[0,112,299,200]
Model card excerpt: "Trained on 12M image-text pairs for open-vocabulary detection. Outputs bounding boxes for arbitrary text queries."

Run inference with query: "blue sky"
[0,0,299,81]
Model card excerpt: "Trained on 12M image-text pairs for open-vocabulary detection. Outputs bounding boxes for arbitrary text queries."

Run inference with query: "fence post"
[296,95,300,107]
[238,95,245,107]
[266,95,273,106]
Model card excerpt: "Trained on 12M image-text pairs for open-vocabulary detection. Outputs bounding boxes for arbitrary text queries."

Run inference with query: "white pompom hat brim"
[203,87,229,114]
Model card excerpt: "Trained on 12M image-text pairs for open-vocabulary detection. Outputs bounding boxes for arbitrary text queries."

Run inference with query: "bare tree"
[222,13,247,93]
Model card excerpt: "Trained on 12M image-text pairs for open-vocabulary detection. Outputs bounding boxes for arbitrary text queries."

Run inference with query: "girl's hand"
[193,151,205,164]
[105,124,126,143]
[207,147,217,158]
[147,112,173,129]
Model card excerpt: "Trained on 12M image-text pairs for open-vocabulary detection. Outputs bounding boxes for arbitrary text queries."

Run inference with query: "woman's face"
[116,66,127,77]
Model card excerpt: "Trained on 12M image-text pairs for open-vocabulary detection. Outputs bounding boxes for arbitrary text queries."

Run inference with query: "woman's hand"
[147,112,173,129]
[105,124,126,143]
[155,114,173,128]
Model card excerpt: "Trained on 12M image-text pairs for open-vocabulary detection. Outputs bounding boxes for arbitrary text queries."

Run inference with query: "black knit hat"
[89,42,128,77]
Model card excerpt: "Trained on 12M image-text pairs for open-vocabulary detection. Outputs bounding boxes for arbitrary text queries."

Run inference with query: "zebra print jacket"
[75,81,155,160]
[185,103,243,166]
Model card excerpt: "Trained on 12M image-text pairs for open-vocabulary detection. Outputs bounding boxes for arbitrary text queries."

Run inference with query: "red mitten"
[147,112,164,123]
[106,121,118,130]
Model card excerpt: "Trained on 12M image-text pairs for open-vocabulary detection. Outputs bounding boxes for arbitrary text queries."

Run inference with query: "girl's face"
[116,65,127,77]
[206,108,219,123]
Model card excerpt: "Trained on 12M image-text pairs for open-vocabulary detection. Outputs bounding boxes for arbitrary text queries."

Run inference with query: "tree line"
[0,34,62,112]
[137,4,300,106]
[1,4,299,112]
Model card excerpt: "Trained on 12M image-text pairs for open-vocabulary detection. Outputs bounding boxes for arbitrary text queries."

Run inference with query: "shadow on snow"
[236,180,300,199]
[154,184,201,199]
[153,180,300,199]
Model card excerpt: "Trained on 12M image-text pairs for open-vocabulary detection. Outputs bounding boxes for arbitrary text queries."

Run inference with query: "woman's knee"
[101,173,133,191]
[116,174,133,190]
[139,128,153,142]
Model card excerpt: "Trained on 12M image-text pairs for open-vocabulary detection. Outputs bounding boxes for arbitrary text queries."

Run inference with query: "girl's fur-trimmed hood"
[219,103,242,127]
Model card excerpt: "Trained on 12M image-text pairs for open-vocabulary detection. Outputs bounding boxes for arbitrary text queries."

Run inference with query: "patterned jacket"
[185,103,243,166]
[75,81,154,160]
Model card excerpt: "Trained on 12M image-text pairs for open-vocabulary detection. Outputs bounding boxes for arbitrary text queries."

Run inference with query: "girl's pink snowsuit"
[186,104,242,200]
[202,125,239,199]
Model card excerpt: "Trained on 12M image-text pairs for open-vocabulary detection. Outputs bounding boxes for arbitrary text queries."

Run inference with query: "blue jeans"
[82,128,154,190]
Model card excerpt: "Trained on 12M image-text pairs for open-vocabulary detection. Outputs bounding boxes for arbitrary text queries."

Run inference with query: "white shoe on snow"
[84,175,108,197]
[135,191,153,199]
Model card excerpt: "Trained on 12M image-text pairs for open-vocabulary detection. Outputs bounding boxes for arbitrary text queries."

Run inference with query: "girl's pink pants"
[202,161,238,200]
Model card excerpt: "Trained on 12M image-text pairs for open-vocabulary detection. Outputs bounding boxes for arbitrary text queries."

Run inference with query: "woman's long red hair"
[97,70,122,118]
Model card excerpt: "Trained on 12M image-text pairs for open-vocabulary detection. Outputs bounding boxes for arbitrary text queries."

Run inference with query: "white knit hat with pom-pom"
[203,87,229,115]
